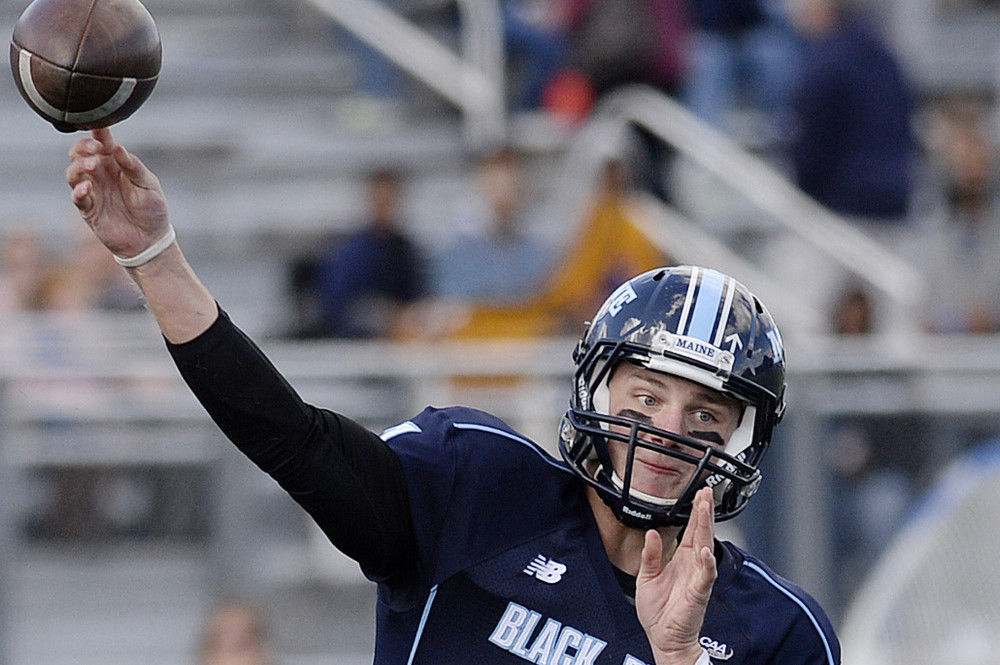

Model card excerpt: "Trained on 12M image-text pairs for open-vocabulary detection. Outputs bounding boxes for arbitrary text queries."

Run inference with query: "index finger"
[67,128,115,161]
[684,487,715,554]
[91,127,115,149]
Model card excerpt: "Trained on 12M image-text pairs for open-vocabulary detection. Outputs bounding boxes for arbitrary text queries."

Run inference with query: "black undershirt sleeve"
[165,307,416,581]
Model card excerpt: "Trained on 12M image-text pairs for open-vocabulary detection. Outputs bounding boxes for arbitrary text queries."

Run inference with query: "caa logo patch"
[700,636,734,660]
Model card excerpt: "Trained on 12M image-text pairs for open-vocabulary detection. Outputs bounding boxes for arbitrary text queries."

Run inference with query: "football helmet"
[559,266,786,530]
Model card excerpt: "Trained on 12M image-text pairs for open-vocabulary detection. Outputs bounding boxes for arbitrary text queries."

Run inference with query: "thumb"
[638,529,664,581]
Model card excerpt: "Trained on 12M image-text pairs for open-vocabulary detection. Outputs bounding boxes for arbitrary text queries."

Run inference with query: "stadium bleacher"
[2,0,1000,663]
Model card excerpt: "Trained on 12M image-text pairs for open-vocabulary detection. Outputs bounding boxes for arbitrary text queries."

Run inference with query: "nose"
[649,406,686,443]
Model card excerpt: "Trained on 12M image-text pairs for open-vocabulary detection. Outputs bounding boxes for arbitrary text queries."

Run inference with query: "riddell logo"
[622,506,652,521]
[576,377,589,409]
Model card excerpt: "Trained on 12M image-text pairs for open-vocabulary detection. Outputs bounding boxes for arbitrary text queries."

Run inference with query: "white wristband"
[695,648,712,665]
[113,225,176,268]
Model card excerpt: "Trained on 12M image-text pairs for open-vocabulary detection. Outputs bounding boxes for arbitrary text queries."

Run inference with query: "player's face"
[605,363,742,503]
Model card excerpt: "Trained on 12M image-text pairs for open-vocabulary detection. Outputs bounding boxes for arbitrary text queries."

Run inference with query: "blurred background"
[2,0,1000,663]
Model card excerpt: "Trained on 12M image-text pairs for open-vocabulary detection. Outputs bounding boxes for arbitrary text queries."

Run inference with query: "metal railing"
[291,2,925,338]
[3,312,1000,605]
[302,0,505,148]
[540,85,928,338]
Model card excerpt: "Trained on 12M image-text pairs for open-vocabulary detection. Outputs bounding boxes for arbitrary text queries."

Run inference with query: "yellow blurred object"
[449,162,671,340]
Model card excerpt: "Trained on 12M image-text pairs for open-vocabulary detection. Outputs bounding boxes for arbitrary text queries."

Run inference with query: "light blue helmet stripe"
[714,276,737,347]
[686,268,727,341]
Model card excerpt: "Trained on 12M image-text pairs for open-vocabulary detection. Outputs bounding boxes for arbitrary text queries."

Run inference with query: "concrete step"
[4,543,377,665]
[6,545,213,665]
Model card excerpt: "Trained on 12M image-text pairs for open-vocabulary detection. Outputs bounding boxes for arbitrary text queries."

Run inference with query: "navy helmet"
[559,266,786,529]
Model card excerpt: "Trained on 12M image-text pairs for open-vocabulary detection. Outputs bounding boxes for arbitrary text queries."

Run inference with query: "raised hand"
[66,128,217,343]
[636,487,717,665]
[66,128,171,261]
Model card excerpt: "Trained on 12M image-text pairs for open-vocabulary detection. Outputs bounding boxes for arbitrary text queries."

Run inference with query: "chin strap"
[610,469,677,507]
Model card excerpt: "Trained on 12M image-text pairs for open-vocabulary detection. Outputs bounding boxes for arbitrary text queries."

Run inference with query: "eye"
[639,394,657,408]
[693,410,717,425]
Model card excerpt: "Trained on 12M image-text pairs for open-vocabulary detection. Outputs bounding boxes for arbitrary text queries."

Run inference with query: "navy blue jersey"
[376,406,840,665]
[167,310,839,665]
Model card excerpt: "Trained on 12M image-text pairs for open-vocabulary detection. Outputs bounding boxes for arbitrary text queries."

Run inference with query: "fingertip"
[638,529,663,577]
[71,182,92,212]
[69,136,93,160]
[642,528,661,558]
[698,487,715,513]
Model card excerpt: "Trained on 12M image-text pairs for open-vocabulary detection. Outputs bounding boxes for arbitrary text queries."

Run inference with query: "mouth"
[634,455,684,477]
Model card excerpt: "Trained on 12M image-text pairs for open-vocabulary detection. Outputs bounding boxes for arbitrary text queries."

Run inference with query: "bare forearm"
[126,242,219,344]
[65,129,216,342]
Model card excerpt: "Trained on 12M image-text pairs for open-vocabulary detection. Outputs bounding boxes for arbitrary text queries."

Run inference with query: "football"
[9,0,161,132]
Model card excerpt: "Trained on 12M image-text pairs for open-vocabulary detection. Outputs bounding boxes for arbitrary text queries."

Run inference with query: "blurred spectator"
[502,0,569,111]
[0,228,51,314]
[38,226,145,312]
[430,146,553,303]
[830,283,874,335]
[289,168,427,339]
[198,601,274,665]
[405,159,670,340]
[529,159,673,333]
[562,0,690,201]
[20,227,144,542]
[786,0,916,225]
[825,279,920,616]
[563,0,688,99]
[823,411,921,616]
[917,98,1000,333]
[681,0,802,141]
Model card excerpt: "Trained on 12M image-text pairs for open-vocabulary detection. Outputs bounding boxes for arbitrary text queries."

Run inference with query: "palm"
[635,488,717,665]
[69,129,169,258]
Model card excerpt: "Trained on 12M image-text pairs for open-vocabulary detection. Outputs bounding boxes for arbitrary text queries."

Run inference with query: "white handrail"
[594,86,927,316]
[532,112,822,336]
[628,193,824,335]
[302,0,505,148]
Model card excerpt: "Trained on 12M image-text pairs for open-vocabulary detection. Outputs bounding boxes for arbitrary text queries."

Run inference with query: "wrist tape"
[113,225,176,268]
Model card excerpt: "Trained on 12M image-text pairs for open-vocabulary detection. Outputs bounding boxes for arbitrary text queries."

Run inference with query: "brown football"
[9,0,161,132]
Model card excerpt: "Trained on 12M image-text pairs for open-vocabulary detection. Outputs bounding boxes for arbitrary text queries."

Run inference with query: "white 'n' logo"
[523,554,567,584]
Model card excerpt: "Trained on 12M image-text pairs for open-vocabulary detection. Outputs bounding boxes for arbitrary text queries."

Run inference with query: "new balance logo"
[523,554,567,583]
